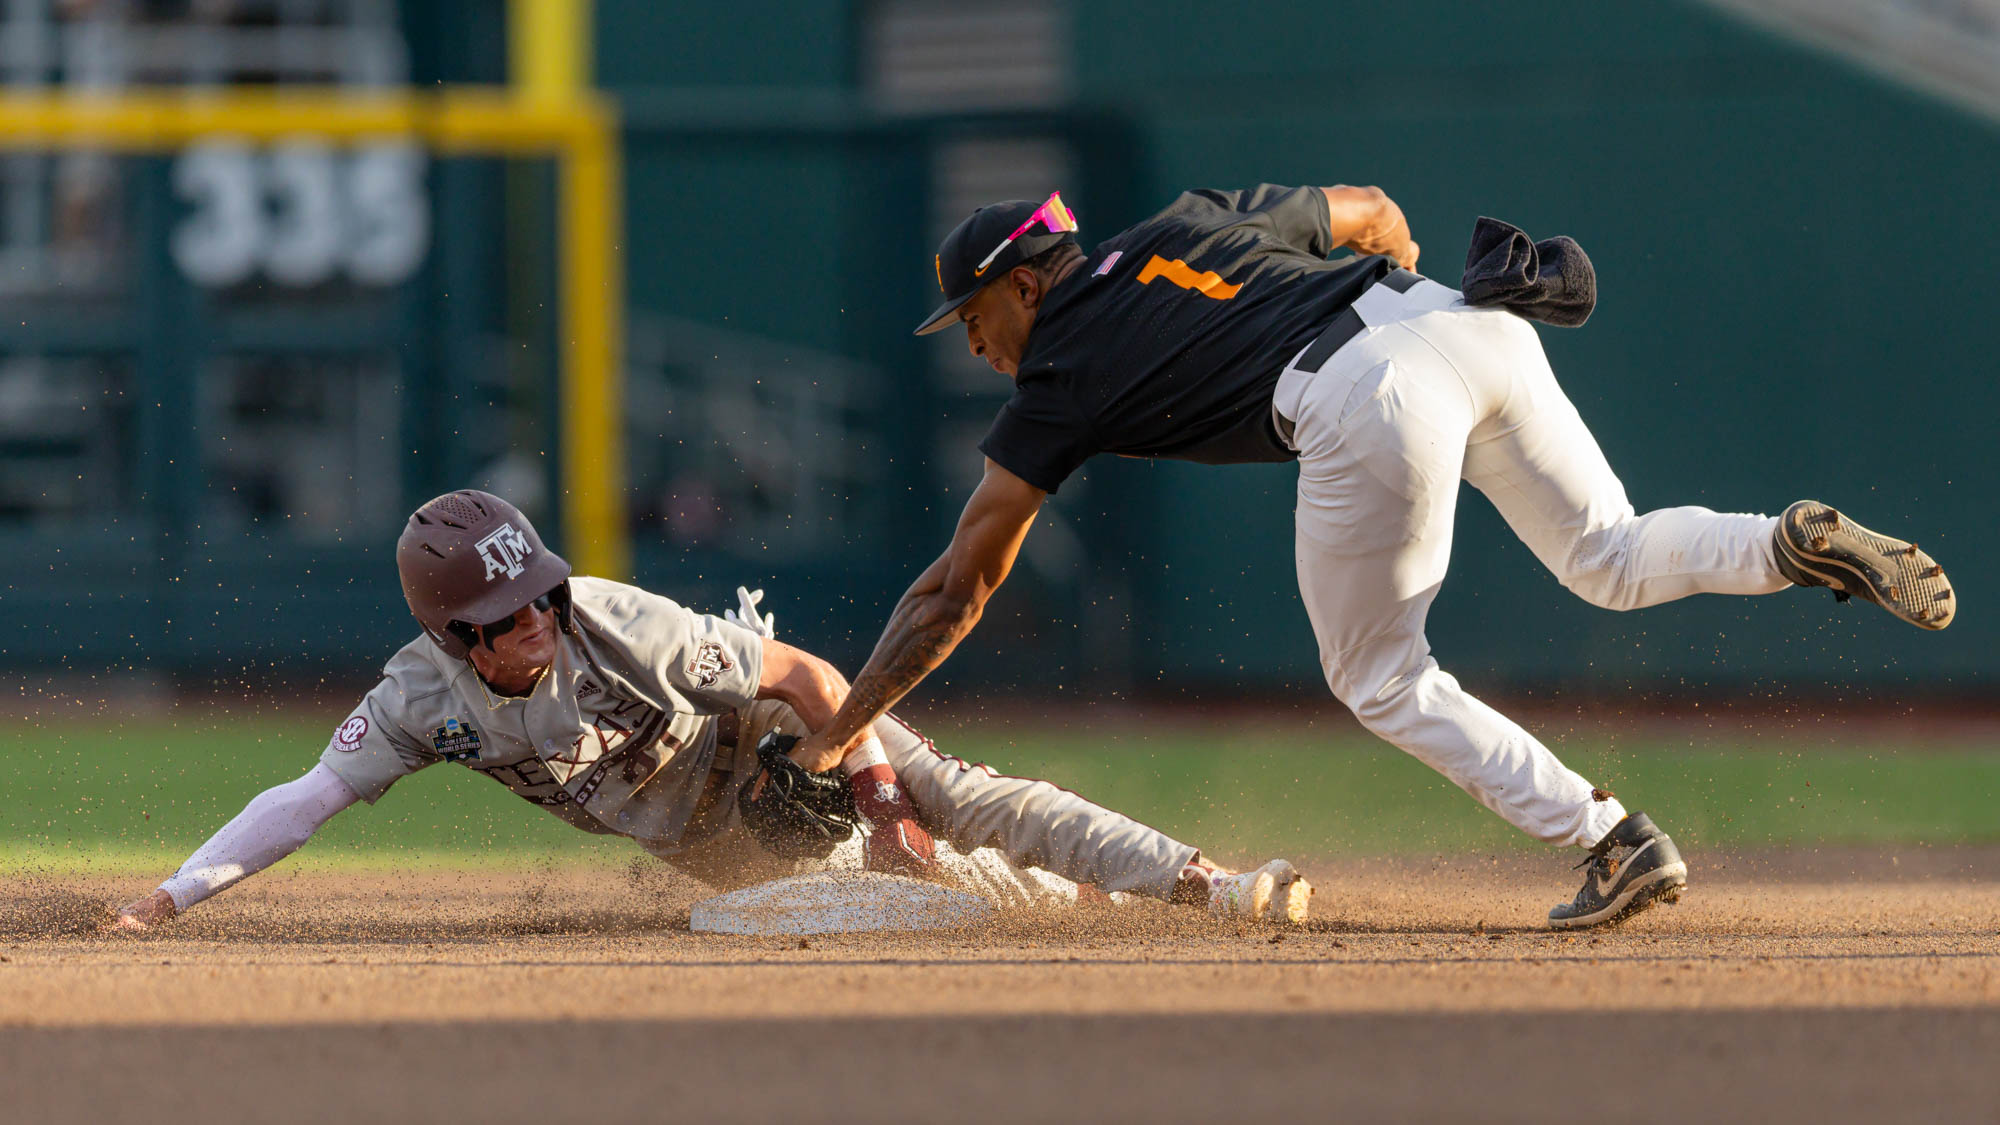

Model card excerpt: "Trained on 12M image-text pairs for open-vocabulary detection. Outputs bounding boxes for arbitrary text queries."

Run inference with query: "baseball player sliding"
[784,184,1957,930]
[115,491,1311,932]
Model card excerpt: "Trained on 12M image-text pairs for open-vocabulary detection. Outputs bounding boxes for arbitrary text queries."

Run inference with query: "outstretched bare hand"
[109,889,177,933]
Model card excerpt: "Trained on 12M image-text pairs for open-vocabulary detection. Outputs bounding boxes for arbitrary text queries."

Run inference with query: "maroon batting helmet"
[396,490,573,659]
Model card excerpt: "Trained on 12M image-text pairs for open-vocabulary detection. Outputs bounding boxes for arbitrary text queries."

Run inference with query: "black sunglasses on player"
[445,586,566,652]
[477,592,554,642]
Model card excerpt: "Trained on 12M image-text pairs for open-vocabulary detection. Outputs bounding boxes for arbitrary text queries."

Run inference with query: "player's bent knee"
[1554,526,1649,611]
[1558,571,1647,612]
[1342,665,1432,733]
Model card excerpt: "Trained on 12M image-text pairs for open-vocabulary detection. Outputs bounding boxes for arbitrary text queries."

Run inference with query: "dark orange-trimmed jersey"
[980,184,1395,493]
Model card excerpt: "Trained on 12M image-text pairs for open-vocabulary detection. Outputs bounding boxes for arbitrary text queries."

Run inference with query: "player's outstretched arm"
[753,623,945,873]
[111,763,361,931]
[1321,185,1419,270]
[791,458,1045,768]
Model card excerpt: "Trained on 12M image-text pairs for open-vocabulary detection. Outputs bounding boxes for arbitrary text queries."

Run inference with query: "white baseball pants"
[1274,279,1789,848]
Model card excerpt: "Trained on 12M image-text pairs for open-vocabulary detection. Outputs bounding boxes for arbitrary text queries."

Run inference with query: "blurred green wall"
[1051,2,1997,693]
[598,0,1997,695]
[3,1,1991,697]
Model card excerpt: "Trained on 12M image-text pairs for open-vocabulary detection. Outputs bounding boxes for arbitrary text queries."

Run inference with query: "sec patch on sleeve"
[333,715,369,752]
[686,639,734,689]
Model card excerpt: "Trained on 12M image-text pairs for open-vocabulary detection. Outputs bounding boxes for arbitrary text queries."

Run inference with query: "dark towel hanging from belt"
[1459,216,1597,328]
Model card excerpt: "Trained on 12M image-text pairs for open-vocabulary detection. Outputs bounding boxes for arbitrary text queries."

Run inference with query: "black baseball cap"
[914,194,1080,336]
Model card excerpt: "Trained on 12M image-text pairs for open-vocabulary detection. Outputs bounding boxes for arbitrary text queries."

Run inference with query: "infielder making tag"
[114,491,1310,931]
[784,185,1957,930]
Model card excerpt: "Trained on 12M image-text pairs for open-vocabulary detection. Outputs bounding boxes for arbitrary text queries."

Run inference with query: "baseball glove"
[736,730,859,860]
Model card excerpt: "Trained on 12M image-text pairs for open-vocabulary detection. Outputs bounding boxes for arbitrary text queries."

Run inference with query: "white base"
[689,871,996,936]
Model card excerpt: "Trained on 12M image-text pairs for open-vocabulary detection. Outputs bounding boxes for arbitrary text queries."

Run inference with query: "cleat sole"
[1776,501,1955,630]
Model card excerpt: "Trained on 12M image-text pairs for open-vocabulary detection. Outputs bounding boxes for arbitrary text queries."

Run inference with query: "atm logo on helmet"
[476,522,534,581]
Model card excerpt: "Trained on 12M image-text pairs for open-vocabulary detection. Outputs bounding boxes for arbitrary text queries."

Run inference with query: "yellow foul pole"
[511,0,588,104]
[510,0,628,581]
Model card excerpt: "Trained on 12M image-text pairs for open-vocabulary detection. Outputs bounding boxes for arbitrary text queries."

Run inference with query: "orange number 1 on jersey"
[1136,255,1242,300]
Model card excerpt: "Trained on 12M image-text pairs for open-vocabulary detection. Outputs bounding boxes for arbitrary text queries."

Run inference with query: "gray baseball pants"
[651,700,1196,906]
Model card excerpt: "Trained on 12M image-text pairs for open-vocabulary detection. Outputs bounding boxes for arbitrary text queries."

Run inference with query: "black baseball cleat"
[1548,812,1688,931]
[1773,500,1955,630]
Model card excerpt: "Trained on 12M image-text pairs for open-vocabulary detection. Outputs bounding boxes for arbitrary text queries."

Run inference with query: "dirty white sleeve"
[157,764,361,912]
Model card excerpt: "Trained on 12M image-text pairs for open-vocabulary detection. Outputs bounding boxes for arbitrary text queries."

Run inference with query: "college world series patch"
[430,717,484,762]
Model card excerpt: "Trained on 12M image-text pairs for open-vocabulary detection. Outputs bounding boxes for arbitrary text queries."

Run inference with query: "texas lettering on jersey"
[541,696,677,805]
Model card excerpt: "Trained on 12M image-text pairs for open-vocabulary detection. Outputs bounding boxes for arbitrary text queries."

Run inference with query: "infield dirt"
[5,848,1997,1123]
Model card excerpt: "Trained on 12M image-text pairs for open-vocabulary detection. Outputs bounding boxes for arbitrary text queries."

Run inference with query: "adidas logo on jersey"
[577,678,602,700]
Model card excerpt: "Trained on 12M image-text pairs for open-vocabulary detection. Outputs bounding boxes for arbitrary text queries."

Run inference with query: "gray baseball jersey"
[319,576,765,848]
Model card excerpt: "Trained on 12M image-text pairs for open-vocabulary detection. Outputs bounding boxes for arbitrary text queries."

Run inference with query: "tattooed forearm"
[824,591,980,749]
[809,466,1041,757]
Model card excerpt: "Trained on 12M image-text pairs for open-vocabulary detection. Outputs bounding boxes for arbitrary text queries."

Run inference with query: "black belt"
[1274,268,1425,448]
[1291,268,1425,377]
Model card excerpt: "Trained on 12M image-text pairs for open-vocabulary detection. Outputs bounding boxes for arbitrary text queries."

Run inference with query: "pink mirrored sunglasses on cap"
[974,192,1079,273]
